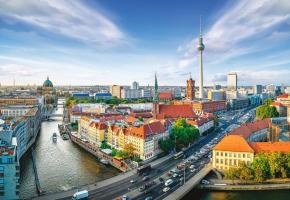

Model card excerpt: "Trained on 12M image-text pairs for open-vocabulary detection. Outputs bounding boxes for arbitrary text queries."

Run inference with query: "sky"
[0,0,289,86]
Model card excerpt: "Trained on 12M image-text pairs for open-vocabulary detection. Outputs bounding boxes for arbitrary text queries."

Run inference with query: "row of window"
[215,158,251,166]
[215,151,250,159]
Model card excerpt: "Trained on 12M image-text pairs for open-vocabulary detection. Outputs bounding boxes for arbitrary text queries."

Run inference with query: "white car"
[163,187,170,192]
[172,173,178,178]
[165,179,173,186]
[189,165,195,169]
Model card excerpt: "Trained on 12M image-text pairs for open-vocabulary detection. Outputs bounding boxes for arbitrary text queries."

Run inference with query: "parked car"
[201,179,210,185]
[130,179,136,183]
[164,179,173,186]
[172,173,178,178]
[145,196,153,200]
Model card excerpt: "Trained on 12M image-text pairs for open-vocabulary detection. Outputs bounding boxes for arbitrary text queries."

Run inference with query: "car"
[189,165,195,169]
[163,187,170,192]
[142,176,149,181]
[130,179,136,183]
[179,177,184,182]
[164,179,173,186]
[145,197,153,200]
[190,169,196,173]
[172,173,178,178]
[122,195,129,200]
[139,186,146,192]
[159,177,164,183]
[201,179,210,185]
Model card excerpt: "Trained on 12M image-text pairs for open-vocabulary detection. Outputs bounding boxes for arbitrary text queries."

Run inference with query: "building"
[153,104,196,119]
[229,98,249,110]
[110,85,122,98]
[38,76,57,108]
[197,18,205,99]
[186,75,195,100]
[226,90,238,100]
[208,90,226,101]
[153,73,159,102]
[213,84,222,90]
[212,134,290,171]
[0,145,19,200]
[158,92,173,102]
[0,95,39,106]
[95,93,112,100]
[227,72,238,91]
[132,81,139,90]
[141,88,152,99]
[121,88,141,100]
[253,85,263,94]
[174,100,226,113]
[72,92,90,99]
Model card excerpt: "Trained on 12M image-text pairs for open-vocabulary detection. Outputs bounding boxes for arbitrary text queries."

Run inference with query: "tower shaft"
[199,51,204,99]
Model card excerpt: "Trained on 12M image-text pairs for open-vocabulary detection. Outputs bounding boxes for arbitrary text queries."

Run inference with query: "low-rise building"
[208,90,226,101]
[95,93,112,100]
[121,88,141,99]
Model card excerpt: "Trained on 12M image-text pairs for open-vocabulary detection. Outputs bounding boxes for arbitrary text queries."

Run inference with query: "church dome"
[43,76,53,87]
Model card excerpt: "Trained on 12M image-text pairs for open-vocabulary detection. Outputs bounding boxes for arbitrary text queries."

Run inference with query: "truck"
[72,190,88,200]
[137,164,151,175]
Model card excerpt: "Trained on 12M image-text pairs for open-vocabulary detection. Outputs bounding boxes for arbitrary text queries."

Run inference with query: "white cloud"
[178,0,290,68]
[0,0,126,47]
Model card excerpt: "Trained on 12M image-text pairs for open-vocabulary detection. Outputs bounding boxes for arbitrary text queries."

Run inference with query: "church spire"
[153,72,159,102]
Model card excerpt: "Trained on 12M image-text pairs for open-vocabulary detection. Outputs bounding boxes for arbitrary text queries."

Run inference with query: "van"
[164,179,173,186]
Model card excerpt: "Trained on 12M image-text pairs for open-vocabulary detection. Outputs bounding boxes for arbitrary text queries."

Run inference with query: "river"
[183,188,290,200]
[19,101,119,199]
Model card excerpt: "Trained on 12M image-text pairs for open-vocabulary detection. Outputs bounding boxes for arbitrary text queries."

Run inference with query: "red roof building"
[158,92,173,102]
[153,104,196,119]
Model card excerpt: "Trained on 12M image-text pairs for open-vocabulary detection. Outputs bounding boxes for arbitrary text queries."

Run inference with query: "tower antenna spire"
[200,15,202,36]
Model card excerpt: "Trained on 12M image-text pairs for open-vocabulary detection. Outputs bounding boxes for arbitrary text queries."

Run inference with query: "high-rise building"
[208,90,226,101]
[253,85,262,94]
[227,72,237,90]
[186,74,195,100]
[131,81,139,90]
[110,85,122,98]
[197,17,205,99]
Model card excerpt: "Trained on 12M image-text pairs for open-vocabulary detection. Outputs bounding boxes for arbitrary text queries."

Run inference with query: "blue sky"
[0,0,289,86]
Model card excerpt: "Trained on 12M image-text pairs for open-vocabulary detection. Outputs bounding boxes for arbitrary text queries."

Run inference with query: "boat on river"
[62,134,69,140]
[52,132,57,142]
[100,159,109,165]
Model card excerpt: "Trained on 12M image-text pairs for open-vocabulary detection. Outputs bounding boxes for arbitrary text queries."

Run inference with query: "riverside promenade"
[32,153,173,200]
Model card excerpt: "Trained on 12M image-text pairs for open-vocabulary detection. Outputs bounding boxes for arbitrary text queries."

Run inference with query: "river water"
[19,101,119,199]
[183,190,290,200]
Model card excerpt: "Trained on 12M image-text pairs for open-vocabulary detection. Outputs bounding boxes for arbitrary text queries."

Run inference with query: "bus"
[173,152,184,159]
[137,164,151,175]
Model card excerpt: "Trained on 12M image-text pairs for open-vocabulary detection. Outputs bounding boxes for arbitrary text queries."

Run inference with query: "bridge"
[164,164,213,200]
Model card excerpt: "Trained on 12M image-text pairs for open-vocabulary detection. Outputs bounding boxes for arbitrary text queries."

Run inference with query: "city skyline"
[0,0,290,86]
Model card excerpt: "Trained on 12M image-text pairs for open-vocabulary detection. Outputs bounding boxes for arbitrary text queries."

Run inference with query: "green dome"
[43,76,53,87]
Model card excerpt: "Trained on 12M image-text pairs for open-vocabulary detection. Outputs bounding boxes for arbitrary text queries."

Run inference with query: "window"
[225,153,227,157]
[234,153,236,157]
[234,160,237,165]
[225,159,228,165]
[0,173,3,178]
[229,159,232,165]
[247,154,250,158]
[238,154,241,158]
[221,152,223,156]
[220,159,223,164]
[229,153,232,157]
[216,152,219,156]
[243,154,245,158]
[216,159,219,164]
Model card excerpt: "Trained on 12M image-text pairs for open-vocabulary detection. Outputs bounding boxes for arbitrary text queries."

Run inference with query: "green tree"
[124,143,135,158]
[251,153,270,182]
[172,118,199,148]
[239,162,254,182]
[256,99,279,119]
[159,139,175,154]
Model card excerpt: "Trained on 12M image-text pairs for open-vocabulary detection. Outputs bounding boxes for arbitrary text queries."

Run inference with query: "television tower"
[197,16,205,99]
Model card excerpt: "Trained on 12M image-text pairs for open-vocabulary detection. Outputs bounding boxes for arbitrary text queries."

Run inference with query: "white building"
[141,88,152,99]
[131,81,139,90]
[121,88,141,99]
[227,72,238,90]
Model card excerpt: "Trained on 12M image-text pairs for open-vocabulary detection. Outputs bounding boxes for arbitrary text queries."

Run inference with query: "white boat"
[52,132,57,142]
[100,159,109,165]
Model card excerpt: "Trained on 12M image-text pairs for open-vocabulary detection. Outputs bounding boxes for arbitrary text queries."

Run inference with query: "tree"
[159,139,175,154]
[251,153,270,182]
[239,162,254,182]
[225,167,240,181]
[124,143,135,158]
[256,99,279,119]
[100,141,110,149]
[171,118,199,149]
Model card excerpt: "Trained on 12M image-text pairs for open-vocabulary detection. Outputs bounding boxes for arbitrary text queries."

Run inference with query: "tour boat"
[52,132,57,142]
[100,159,109,165]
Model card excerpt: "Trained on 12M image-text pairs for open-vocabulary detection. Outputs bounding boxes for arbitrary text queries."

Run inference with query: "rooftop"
[249,142,290,153]
[213,135,254,153]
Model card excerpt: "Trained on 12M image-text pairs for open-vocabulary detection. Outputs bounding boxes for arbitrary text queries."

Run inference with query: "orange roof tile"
[213,135,254,153]
[271,101,285,107]
[158,92,173,100]
[157,104,196,119]
[249,142,290,153]
[277,94,289,99]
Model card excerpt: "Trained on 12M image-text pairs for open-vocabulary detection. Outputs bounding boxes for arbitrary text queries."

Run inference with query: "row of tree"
[256,99,279,119]
[65,96,153,108]
[225,152,290,183]
[159,118,200,153]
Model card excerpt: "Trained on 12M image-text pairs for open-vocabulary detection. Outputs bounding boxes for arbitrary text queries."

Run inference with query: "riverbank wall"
[70,133,131,172]
[199,182,290,191]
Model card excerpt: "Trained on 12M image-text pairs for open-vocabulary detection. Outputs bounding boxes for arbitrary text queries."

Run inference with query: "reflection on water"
[19,103,119,199]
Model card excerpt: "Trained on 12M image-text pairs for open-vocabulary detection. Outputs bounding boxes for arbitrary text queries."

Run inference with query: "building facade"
[186,76,195,100]
[227,72,238,91]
